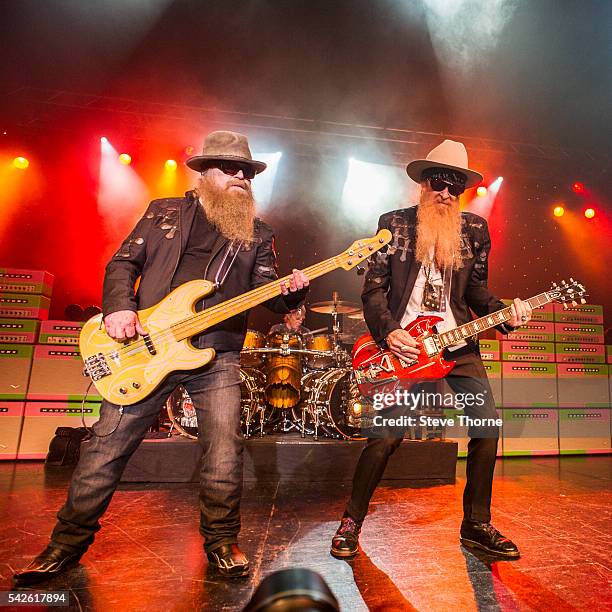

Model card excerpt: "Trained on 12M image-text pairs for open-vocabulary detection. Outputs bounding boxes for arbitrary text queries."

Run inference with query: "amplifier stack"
[0,268,54,460]
[460,299,612,457]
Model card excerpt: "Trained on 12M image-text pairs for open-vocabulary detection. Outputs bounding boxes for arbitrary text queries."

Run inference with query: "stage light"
[553,205,565,217]
[98,136,149,238]
[250,151,282,210]
[584,208,595,219]
[12,156,29,170]
[165,159,177,170]
[465,176,503,220]
[118,153,132,165]
[342,158,411,228]
[572,182,585,193]
[184,145,195,156]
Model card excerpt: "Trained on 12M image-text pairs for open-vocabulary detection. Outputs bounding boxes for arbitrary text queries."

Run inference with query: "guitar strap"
[213,240,243,288]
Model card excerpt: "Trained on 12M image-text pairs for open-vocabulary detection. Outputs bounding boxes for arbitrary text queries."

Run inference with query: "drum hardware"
[302,327,329,336]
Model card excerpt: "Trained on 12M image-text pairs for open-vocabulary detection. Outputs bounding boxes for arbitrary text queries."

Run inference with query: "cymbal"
[309,300,361,314]
[346,310,364,320]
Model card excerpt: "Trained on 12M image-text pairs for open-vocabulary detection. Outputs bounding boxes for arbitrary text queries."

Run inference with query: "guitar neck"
[437,292,552,349]
[172,256,341,341]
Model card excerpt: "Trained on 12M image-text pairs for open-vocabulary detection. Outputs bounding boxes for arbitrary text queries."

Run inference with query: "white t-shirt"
[399,259,466,351]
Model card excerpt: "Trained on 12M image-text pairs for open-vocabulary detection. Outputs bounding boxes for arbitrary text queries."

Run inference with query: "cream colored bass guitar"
[80,230,392,406]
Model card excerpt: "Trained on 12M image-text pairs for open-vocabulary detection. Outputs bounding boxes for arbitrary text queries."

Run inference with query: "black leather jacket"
[362,206,510,345]
[102,191,306,352]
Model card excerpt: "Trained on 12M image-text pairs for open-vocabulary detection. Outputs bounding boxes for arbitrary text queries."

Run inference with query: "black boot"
[460,521,520,558]
[330,516,362,558]
[207,544,249,578]
[13,544,84,586]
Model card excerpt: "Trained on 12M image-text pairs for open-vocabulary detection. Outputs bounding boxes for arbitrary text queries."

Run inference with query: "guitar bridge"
[84,353,111,381]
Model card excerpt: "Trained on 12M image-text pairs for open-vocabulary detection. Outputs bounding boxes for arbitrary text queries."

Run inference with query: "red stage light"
[572,182,585,193]
[184,146,195,156]
[165,159,177,170]
[476,186,487,197]
[119,153,132,165]
[584,208,595,219]
[12,156,29,169]
[553,205,565,217]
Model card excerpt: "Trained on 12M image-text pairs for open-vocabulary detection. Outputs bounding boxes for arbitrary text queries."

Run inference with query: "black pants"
[346,346,499,523]
[51,352,243,554]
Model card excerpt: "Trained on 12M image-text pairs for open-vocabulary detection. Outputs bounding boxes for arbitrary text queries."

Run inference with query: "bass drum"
[166,367,267,440]
[301,368,371,440]
[265,332,302,409]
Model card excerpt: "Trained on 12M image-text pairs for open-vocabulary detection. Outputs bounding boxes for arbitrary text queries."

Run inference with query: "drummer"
[268,305,310,338]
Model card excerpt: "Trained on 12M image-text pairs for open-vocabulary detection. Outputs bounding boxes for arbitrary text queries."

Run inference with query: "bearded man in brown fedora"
[15,131,308,584]
[331,140,532,560]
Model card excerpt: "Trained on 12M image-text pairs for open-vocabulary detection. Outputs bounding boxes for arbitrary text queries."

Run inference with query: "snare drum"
[241,329,266,367]
[304,333,335,369]
[265,332,302,409]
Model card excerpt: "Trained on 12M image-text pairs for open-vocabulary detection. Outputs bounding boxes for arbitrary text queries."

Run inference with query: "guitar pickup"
[142,334,157,355]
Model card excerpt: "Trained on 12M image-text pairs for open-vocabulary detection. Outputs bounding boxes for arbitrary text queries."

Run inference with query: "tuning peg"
[571,300,578,306]
[563,303,569,310]
[569,277,574,282]
[552,282,558,287]
[580,298,586,304]
[356,265,365,275]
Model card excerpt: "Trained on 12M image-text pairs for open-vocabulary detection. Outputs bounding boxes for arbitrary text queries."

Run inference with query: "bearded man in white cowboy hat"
[330,140,532,559]
[15,131,309,584]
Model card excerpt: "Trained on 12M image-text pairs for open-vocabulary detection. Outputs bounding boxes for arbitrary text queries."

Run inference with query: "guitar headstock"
[339,229,392,270]
[547,278,588,309]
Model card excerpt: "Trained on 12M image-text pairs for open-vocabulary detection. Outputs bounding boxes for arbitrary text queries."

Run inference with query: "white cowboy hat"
[406,139,483,188]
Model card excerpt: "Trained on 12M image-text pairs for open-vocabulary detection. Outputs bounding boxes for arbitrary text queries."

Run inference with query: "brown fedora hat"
[406,139,483,188]
[186,130,267,174]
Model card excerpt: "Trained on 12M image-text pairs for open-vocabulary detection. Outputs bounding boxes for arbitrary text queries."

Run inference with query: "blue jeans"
[51,351,243,553]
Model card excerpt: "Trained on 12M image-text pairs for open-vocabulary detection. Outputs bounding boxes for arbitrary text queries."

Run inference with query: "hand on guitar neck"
[506,297,533,328]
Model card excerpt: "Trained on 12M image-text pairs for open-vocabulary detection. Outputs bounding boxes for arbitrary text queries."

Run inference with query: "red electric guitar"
[352,279,588,397]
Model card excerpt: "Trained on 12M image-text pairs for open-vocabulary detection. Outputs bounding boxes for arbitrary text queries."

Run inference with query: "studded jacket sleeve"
[102,201,157,317]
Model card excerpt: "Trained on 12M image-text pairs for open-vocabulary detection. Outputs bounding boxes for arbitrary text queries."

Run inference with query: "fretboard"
[437,292,551,349]
[170,256,340,341]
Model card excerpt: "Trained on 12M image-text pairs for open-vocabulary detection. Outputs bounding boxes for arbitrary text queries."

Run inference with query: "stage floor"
[1,456,610,611]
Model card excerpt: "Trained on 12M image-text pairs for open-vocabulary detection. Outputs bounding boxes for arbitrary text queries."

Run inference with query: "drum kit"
[164,293,375,442]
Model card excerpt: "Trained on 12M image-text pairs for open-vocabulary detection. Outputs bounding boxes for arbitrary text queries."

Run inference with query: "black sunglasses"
[428,177,465,197]
[215,161,256,180]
